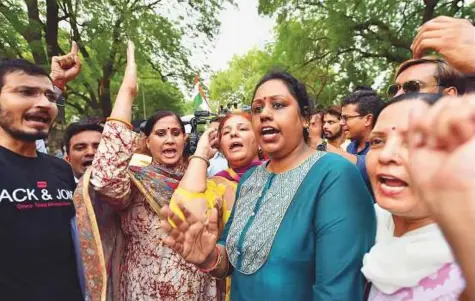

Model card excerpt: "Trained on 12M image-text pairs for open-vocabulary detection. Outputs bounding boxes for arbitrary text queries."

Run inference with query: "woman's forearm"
[110,86,135,122]
[197,244,230,279]
[179,156,208,193]
[110,41,137,122]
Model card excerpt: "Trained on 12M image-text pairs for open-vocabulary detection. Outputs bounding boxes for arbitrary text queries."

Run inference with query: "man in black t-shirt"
[0,44,84,301]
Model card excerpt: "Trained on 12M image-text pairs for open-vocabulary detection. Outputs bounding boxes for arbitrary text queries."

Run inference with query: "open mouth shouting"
[377,174,408,197]
[260,125,281,143]
[24,111,52,128]
[229,141,244,152]
[82,159,93,169]
[162,147,177,159]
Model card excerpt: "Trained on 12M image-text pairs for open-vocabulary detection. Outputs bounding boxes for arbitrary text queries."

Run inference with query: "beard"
[323,127,343,141]
[0,105,49,142]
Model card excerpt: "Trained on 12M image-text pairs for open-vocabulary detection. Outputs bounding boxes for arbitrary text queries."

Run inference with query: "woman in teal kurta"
[161,71,376,300]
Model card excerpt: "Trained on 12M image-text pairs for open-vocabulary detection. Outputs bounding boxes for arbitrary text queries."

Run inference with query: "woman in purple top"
[362,93,466,300]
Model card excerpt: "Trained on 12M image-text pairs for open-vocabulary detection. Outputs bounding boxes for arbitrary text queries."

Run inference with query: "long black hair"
[252,70,313,142]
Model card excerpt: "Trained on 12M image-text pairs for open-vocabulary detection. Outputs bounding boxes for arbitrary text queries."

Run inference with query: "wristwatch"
[53,85,66,107]
[316,141,327,152]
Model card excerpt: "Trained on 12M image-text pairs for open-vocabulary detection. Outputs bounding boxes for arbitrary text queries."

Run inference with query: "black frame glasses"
[340,114,361,123]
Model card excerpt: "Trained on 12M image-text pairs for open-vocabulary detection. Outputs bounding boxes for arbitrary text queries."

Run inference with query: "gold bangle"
[189,155,210,167]
[106,117,133,129]
[198,246,222,273]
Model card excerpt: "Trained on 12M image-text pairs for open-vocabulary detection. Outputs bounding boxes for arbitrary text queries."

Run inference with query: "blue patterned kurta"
[218,152,376,301]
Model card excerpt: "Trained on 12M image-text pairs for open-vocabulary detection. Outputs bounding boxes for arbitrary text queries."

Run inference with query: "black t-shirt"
[0,146,84,301]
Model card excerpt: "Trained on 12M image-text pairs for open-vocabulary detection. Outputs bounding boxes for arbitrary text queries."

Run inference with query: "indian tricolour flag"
[192,75,211,112]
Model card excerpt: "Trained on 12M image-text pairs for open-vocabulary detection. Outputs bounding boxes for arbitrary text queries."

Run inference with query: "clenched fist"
[50,41,82,90]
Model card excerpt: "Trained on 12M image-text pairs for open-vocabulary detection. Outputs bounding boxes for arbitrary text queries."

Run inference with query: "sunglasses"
[387,80,443,98]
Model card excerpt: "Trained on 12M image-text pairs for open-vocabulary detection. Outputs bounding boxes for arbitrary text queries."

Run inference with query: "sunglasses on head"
[387,80,443,98]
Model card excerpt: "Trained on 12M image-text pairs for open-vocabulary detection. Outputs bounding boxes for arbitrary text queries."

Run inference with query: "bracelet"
[106,117,133,129]
[198,246,222,273]
[189,155,210,167]
[52,79,66,92]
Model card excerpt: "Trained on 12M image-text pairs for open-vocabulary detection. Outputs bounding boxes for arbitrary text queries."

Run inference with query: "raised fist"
[50,41,82,90]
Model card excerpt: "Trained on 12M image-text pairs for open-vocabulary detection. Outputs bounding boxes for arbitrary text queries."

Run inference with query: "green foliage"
[210,48,274,107]
[0,0,232,122]
[210,0,475,109]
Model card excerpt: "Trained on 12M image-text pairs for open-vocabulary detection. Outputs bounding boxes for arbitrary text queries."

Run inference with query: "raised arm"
[170,128,236,230]
[50,41,82,90]
[407,95,475,300]
[89,41,139,210]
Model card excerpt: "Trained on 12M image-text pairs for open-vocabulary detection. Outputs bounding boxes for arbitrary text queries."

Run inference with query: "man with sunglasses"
[0,43,85,301]
[388,56,466,99]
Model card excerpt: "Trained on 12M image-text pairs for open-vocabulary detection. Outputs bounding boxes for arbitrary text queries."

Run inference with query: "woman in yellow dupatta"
[169,112,261,301]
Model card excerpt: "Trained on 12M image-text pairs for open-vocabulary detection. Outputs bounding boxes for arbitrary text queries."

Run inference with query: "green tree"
[0,0,231,117]
[0,0,231,151]
[258,0,475,103]
[209,48,274,108]
[210,0,475,109]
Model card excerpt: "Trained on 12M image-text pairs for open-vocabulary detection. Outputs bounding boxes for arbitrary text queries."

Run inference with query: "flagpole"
[142,84,146,119]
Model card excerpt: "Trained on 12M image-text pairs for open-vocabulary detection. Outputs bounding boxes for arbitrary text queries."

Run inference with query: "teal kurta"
[218,152,376,301]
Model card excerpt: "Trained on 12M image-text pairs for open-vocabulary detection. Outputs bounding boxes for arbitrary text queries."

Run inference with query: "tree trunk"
[422,0,439,24]
[45,0,61,57]
[23,0,47,65]
[98,17,124,117]
[99,78,112,117]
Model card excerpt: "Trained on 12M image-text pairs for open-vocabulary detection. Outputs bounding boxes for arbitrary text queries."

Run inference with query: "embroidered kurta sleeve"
[314,157,376,301]
[90,121,139,209]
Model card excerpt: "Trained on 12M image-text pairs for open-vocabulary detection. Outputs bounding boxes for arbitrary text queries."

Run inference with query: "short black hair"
[132,119,146,133]
[341,87,385,127]
[324,106,342,119]
[374,93,442,124]
[0,58,51,91]
[64,119,104,155]
[252,70,313,141]
[464,74,475,93]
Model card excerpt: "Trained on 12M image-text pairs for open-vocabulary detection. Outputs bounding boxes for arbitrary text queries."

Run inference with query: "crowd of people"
[0,15,474,301]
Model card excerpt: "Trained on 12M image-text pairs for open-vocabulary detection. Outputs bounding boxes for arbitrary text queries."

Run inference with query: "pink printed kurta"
[368,263,465,301]
[90,121,218,301]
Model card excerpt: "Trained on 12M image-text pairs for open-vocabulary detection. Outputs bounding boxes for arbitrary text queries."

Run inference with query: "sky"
[195,0,275,84]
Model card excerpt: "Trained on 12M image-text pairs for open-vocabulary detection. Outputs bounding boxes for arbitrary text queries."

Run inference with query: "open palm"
[161,205,219,266]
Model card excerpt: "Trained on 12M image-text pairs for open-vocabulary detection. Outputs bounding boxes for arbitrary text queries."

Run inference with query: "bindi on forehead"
[156,127,180,131]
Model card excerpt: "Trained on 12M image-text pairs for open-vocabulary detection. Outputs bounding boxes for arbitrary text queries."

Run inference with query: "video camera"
[184,110,219,154]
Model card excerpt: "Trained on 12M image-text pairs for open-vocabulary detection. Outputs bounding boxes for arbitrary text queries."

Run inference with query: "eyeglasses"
[387,80,443,98]
[341,114,361,123]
